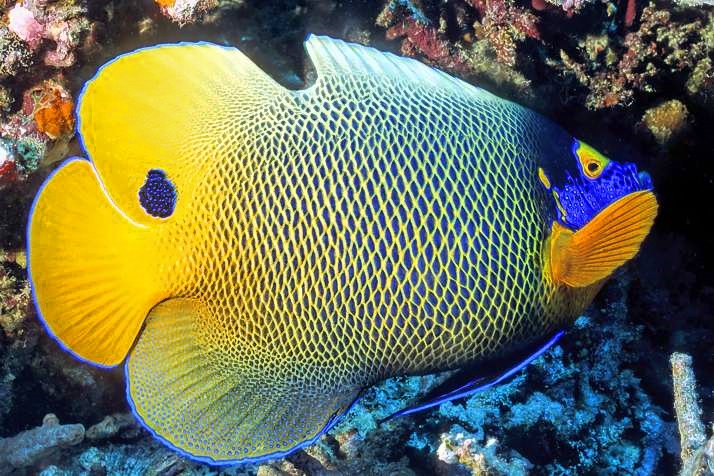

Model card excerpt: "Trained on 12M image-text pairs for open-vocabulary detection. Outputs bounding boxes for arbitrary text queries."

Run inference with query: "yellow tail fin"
[27,158,168,367]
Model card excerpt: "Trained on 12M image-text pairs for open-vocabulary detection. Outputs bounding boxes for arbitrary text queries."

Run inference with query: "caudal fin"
[27,158,168,367]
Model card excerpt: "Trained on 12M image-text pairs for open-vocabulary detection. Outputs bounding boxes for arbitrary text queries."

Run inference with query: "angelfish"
[27,36,657,464]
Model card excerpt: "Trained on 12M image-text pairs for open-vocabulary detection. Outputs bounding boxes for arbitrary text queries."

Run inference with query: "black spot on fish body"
[138,169,176,218]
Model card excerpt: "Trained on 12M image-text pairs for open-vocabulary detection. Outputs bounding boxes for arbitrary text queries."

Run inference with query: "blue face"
[539,139,653,230]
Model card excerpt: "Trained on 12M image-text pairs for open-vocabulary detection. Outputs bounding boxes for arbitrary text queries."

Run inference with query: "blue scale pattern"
[554,162,653,230]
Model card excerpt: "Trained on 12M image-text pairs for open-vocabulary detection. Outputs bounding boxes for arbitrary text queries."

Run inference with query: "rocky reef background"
[1,0,713,474]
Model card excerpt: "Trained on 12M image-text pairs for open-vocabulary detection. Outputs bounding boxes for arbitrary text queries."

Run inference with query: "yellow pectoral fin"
[549,190,658,288]
[28,159,168,367]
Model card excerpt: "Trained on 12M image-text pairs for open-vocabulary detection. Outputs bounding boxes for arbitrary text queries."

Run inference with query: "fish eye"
[573,140,609,180]
[583,158,604,179]
[138,169,176,218]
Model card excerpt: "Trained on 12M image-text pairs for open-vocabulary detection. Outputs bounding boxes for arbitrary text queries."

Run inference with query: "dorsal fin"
[78,42,286,226]
[303,35,497,100]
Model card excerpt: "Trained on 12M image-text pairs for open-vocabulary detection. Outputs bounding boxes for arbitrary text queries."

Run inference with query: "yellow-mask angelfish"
[26,36,658,464]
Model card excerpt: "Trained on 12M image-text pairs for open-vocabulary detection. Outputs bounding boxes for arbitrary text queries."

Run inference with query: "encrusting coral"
[0,413,84,473]
[671,353,714,476]
[641,99,690,146]
[549,5,713,110]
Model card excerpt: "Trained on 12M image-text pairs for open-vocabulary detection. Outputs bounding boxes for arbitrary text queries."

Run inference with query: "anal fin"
[126,298,362,464]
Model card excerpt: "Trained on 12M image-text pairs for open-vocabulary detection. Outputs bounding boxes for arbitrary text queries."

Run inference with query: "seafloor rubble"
[1,0,713,475]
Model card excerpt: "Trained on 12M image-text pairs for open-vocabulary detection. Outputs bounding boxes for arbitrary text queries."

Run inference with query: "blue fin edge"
[382,330,564,421]
[124,361,362,466]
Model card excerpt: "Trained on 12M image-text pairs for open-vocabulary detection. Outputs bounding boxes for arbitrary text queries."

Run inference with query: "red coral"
[386,18,467,73]
[0,153,18,188]
[625,0,637,27]
[468,0,540,66]
[468,0,540,40]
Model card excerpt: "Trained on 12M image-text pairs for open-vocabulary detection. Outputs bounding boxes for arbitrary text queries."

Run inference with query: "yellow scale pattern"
[125,42,581,462]
[24,37,620,464]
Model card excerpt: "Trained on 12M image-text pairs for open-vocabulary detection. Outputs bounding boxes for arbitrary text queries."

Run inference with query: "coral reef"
[0,25,34,84]
[641,99,690,146]
[413,276,678,475]
[0,78,74,190]
[0,250,30,338]
[376,0,538,97]
[377,3,467,73]
[0,0,711,475]
[7,5,44,51]
[550,5,713,110]
[376,0,714,133]
[4,2,92,69]
[155,0,220,26]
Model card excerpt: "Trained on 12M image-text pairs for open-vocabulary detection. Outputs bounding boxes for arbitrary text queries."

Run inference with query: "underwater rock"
[0,413,84,473]
[85,413,141,442]
[641,99,690,146]
[671,353,714,476]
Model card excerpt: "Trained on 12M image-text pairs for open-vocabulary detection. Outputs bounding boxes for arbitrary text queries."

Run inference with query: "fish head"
[538,139,654,230]
[538,138,658,288]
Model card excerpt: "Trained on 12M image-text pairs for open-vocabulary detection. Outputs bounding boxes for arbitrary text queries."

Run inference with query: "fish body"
[27,36,657,464]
